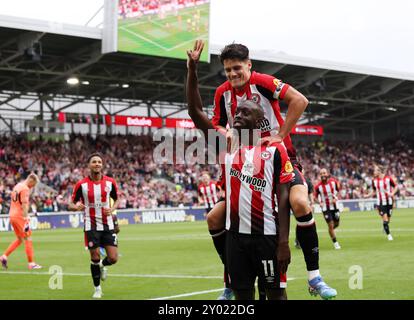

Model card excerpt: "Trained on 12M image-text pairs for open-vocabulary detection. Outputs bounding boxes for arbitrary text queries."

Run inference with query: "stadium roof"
[0,22,413,134]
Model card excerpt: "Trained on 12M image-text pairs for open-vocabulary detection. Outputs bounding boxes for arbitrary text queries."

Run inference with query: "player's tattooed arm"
[278,86,309,140]
[68,200,85,211]
[68,184,86,211]
[276,183,291,274]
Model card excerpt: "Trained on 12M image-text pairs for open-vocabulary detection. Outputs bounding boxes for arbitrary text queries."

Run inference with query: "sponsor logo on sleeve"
[284,160,294,173]
[274,78,284,93]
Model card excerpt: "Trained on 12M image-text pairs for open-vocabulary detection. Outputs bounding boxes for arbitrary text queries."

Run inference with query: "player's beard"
[91,168,102,179]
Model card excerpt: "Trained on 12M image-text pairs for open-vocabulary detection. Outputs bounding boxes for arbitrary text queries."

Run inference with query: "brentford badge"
[105,186,111,192]
[251,93,261,104]
[88,241,94,248]
[261,151,271,160]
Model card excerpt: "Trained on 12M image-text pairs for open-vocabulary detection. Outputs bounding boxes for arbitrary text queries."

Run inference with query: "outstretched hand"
[187,40,204,69]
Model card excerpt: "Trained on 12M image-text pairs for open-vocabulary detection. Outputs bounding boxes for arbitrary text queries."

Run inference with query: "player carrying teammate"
[314,168,341,250]
[68,153,120,299]
[198,172,236,299]
[187,54,293,298]
[365,164,398,241]
[0,173,42,270]
[186,40,337,299]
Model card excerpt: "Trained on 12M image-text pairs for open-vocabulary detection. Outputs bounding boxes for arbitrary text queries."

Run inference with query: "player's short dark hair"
[219,43,250,64]
[87,152,104,163]
[242,100,264,119]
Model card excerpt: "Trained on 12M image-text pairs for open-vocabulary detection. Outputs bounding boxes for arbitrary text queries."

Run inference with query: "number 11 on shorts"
[262,260,275,277]
[112,234,118,245]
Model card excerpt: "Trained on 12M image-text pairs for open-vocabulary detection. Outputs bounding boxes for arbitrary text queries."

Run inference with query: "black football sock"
[296,213,319,271]
[209,228,226,264]
[90,259,101,287]
[383,221,390,235]
[224,266,231,289]
[102,256,113,266]
[258,278,266,300]
[332,237,337,243]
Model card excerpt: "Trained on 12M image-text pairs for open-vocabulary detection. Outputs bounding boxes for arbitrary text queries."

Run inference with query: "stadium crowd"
[0,134,413,214]
[118,0,204,18]
[298,138,414,200]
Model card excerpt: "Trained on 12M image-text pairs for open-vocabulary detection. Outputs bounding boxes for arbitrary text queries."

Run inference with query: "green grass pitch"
[118,3,210,61]
[0,209,413,300]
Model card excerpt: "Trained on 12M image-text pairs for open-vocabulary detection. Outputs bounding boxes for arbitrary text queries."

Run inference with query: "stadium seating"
[0,134,412,214]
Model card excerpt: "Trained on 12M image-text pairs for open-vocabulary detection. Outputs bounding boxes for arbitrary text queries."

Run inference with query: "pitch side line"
[151,288,224,300]
[0,270,222,279]
[120,26,169,51]
[152,278,297,300]
[121,25,208,52]
[166,34,208,52]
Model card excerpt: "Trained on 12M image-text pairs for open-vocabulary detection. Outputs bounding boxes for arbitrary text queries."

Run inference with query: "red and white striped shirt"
[314,177,340,212]
[72,175,119,231]
[223,142,293,235]
[198,181,219,208]
[372,176,396,206]
[212,71,297,161]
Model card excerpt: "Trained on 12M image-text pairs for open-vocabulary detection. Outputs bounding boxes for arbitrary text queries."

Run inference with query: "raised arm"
[186,40,215,136]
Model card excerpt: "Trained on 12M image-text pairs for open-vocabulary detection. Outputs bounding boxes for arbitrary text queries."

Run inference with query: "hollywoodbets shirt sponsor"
[229,167,267,192]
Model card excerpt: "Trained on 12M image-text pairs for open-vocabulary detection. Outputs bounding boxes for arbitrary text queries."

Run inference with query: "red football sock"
[4,239,22,257]
[25,240,34,263]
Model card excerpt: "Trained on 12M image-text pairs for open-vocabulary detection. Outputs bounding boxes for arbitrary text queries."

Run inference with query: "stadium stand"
[0,133,412,214]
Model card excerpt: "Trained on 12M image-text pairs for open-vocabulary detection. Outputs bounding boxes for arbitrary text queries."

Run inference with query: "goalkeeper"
[1,173,42,270]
